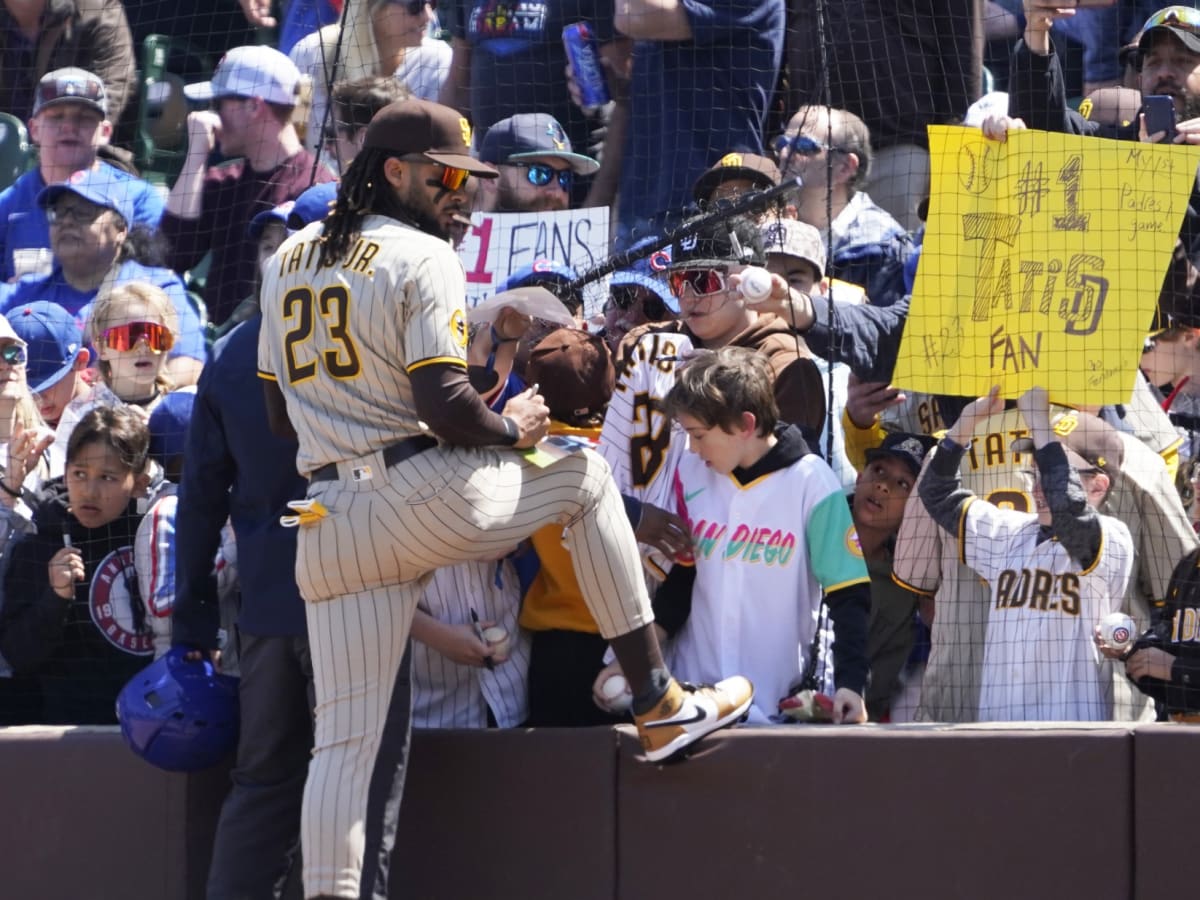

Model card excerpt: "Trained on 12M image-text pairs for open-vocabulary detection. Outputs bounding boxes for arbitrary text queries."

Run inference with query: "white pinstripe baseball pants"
[294,444,653,898]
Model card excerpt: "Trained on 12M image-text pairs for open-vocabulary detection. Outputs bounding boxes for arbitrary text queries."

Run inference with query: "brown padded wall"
[0,723,1162,899]
[1133,723,1200,900]
[391,727,618,900]
[616,725,1133,900]
[0,726,189,900]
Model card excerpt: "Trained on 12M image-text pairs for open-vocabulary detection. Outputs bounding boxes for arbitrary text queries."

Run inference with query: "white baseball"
[1098,612,1136,651]
[601,674,632,712]
[738,266,774,303]
[482,625,510,662]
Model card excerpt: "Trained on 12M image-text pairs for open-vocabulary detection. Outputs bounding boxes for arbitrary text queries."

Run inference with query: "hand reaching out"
[948,385,1003,445]
[845,375,906,429]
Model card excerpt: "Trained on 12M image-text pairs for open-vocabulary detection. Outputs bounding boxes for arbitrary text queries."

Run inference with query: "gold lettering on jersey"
[964,428,1032,471]
[995,568,1080,614]
[283,241,307,276]
[917,400,944,435]
[1172,607,1200,643]
[343,238,381,275]
[279,239,328,276]
[353,241,380,275]
[614,332,678,392]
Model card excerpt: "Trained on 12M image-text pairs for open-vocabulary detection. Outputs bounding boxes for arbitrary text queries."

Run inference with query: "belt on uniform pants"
[1169,712,1200,724]
[308,435,437,483]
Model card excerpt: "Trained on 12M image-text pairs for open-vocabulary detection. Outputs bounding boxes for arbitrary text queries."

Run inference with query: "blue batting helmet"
[116,647,240,772]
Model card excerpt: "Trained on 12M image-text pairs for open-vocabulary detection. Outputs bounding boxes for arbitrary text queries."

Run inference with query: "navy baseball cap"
[248,201,295,241]
[6,302,87,394]
[864,432,936,478]
[33,67,108,118]
[37,167,137,226]
[480,114,600,176]
[148,388,197,465]
[668,214,766,270]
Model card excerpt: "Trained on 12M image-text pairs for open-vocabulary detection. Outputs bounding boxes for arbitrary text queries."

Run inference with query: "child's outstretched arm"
[1016,386,1103,569]
[918,386,1003,536]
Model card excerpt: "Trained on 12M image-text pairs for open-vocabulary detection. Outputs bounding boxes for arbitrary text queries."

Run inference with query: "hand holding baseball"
[592,660,628,713]
[728,268,787,309]
[48,546,84,599]
[434,621,497,668]
[1093,624,1129,660]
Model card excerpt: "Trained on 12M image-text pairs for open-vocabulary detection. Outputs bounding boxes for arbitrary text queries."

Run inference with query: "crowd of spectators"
[5,0,1200,890]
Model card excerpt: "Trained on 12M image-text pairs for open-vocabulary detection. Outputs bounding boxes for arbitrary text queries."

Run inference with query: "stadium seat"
[137,34,212,188]
[0,112,33,192]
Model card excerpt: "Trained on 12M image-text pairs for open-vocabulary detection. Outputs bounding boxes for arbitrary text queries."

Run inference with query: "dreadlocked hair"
[320,148,409,266]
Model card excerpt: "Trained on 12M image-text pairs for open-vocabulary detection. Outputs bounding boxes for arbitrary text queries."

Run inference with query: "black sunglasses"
[508,162,573,192]
[36,74,105,111]
[0,344,27,366]
[609,286,667,321]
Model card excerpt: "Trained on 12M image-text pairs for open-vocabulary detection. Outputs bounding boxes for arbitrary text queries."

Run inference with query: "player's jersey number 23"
[282,284,363,384]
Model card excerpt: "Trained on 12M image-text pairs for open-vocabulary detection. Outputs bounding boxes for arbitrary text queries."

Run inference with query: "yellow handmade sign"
[893,125,1200,404]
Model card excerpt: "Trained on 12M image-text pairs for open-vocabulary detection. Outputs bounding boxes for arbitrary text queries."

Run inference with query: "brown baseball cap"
[364,99,499,177]
[526,328,615,423]
[692,152,780,203]
[1010,412,1125,474]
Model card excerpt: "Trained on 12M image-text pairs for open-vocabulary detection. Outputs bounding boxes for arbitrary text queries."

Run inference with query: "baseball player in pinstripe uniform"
[256,99,753,900]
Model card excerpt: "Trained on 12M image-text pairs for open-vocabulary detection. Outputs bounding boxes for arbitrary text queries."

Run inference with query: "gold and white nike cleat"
[633,676,754,763]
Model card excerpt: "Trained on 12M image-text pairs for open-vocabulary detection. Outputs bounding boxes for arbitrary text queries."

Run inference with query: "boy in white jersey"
[919,385,1134,721]
[656,346,872,724]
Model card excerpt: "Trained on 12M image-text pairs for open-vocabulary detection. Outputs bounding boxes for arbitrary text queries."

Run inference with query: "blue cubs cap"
[501,259,576,292]
[247,201,295,241]
[288,182,338,229]
[611,269,677,314]
[37,167,137,226]
[148,387,196,464]
[248,182,338,239]
[6,302,87,394]
[501,260,581,315]
[480,113,600,175]
[626,234,672,279]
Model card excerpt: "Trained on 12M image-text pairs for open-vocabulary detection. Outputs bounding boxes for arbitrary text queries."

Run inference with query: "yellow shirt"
[519,422,604,634]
